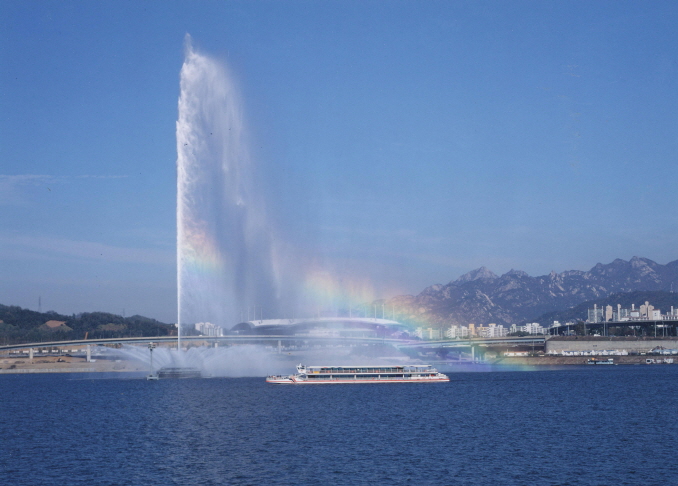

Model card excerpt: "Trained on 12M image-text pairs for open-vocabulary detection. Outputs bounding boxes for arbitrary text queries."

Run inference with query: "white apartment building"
[487,323,508,337]
[445,325,470,339]
[415,327,442,340]
[511,322,546,335]
[476,323,508,337]
[194,322,224,337]
[444,323,507,338]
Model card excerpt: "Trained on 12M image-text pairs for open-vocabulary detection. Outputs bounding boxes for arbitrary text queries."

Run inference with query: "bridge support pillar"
[86,345,91,363]
[471,346,475,362]
[278,340,282,354]
[29,347,34,361]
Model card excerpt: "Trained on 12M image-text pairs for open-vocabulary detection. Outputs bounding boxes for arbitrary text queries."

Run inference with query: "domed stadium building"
[230,317,411,338]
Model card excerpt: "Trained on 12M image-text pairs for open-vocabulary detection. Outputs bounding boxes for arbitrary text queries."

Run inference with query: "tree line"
[0,304,174,345]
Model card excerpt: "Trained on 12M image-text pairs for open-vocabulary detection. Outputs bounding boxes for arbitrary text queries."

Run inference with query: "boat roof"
[304,364,432,368]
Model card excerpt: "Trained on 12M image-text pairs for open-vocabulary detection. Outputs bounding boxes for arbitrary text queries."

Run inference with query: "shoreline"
[1,354,674,375]
[491,355,675,366]
[0,356,147,374]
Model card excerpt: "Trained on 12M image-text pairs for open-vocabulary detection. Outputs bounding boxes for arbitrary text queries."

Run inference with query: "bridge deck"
[0,335,545,351]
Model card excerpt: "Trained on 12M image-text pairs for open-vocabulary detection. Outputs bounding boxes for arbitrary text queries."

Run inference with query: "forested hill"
[0,304,174,345]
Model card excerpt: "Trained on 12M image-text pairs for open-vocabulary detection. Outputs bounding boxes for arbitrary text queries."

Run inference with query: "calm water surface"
[1,366,677,485]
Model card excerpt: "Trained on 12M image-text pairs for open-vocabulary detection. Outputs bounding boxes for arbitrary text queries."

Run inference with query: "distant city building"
[477,323,508,338]
[445,325,470,339]
[415,328,442,340]
[640,301,654,319]
[511,322,546,335]
[587,300,677,323]
[605,305,614,322]
[588,304,604,323]
[194,322,224,337]
[443,323,506,338]
[524,322,546,335]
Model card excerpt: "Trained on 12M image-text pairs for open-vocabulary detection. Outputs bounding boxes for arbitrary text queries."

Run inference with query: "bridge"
[397,336,546,348]
[0,334,545,353]
[0,335,546,366]
[0,334,401,351]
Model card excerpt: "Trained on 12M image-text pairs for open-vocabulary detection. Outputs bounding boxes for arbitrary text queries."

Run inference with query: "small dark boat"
[586,358,615,365]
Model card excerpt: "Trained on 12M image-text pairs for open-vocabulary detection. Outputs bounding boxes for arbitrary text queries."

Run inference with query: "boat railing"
[306,368,437,375]
[308,374,440,380]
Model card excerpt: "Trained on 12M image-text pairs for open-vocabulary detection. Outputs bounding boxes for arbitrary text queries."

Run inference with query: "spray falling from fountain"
[176,35,279,339]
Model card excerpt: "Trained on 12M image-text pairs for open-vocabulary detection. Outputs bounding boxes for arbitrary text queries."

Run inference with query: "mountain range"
[387,257,678,327]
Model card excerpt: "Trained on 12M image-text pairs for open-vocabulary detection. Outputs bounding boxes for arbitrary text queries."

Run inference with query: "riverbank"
[492,355,675,366]
[545,336,678,355]
[0,356,146,374]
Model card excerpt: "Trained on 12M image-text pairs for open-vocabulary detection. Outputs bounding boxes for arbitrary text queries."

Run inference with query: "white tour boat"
[266,364,449,384]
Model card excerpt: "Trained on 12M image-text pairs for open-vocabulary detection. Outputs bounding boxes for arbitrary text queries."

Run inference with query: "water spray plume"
[176,34,279,338]
[172,36,404,374]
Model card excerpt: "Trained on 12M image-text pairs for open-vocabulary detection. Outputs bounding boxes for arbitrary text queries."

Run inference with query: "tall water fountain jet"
[176,35,279,344]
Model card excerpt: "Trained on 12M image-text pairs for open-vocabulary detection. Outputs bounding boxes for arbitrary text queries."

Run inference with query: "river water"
[1,366,676,485]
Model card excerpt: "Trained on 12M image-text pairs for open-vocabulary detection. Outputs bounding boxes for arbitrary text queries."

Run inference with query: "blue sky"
[1,1,677,323]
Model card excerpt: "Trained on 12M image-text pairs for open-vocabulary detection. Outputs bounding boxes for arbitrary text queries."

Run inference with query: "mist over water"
[115,345,285,377]
[114,344,416,377]
[176,35,280,328]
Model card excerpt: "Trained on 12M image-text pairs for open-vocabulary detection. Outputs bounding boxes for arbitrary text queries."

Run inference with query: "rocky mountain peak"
[630,256,654,268]
[590,257,660,279]
[420,284,443,296]
[452,266,498,285]
[503,269,529,278]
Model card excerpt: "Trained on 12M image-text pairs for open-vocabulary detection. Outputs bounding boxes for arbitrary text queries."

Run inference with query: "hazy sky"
[1,1,677,323]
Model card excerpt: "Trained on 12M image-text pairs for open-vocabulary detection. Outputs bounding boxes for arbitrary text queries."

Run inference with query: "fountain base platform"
[154,367,203,379]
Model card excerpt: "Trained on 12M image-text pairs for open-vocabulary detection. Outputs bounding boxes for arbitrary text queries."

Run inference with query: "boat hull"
[266,378,449,384]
